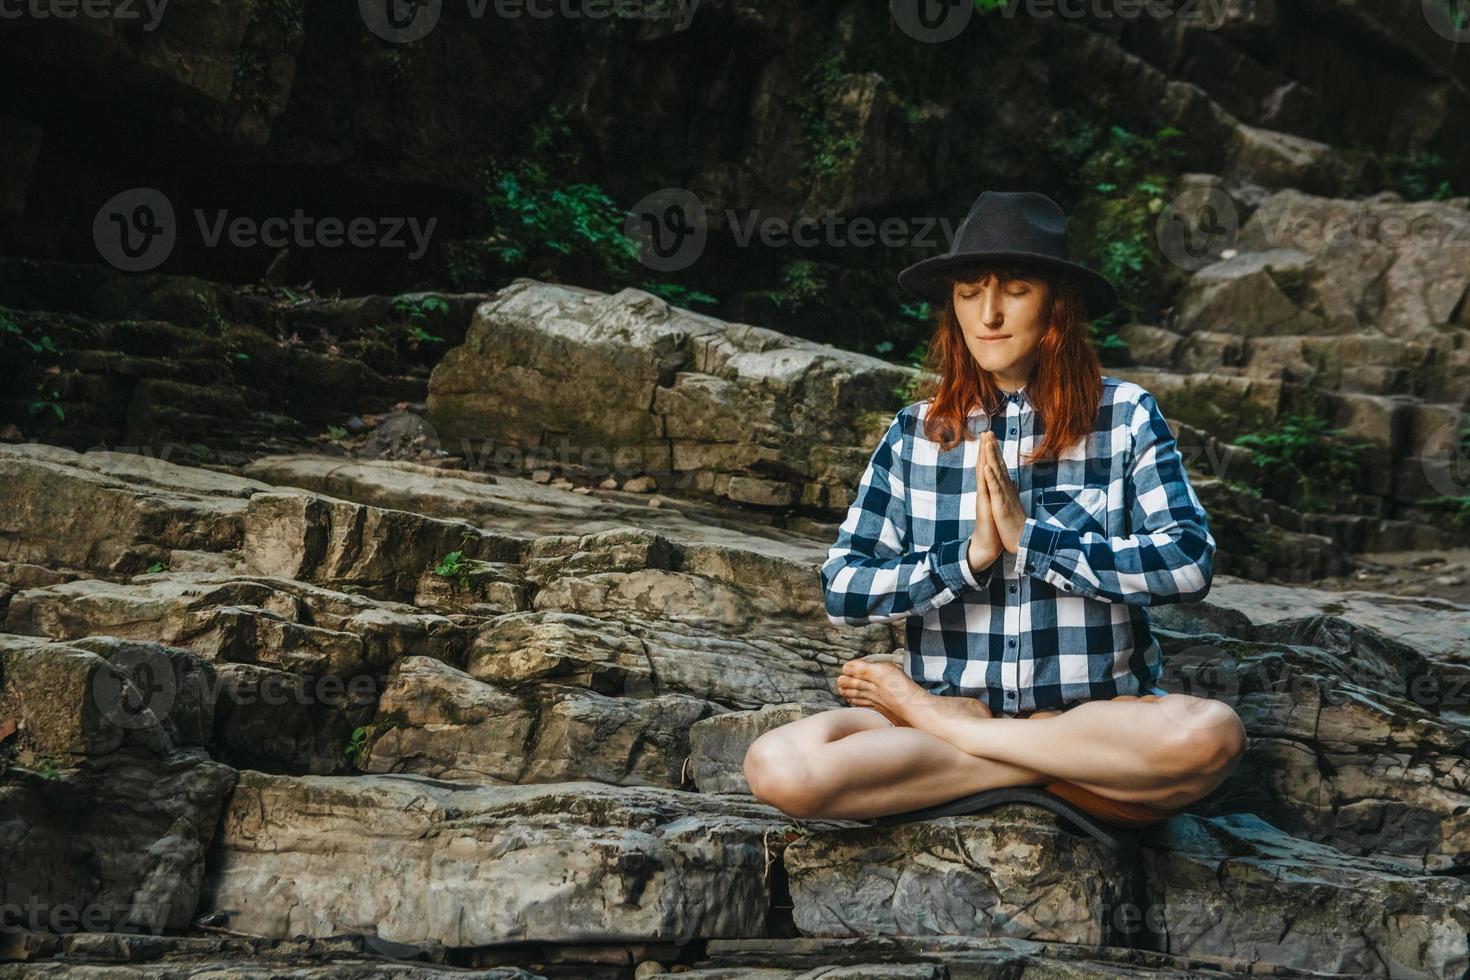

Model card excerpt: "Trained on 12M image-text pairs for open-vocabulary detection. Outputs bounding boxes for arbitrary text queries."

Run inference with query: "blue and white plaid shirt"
[821,376,1214,716]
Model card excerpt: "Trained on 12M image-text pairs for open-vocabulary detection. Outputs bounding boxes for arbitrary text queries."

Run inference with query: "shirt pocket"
[1034,486,1109,538]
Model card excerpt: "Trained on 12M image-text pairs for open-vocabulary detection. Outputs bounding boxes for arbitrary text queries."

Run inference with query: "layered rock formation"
[2,423,1467,976]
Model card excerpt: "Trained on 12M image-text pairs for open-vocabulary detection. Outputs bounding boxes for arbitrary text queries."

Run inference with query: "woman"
[743,191,1246,827]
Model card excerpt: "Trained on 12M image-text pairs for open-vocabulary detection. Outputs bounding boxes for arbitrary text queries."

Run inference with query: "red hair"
[916,260,1103,463]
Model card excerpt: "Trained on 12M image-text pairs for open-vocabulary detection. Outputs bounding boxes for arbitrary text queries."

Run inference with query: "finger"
[990,431,1008,474]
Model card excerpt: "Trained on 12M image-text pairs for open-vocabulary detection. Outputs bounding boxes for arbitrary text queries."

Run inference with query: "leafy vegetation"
[1,310,67,423]
[1064,122,1187,332]
[797,48,861,181]
[446,105,712,309]
[771,260,828,314]
[344,724,378,766]
[392,294,449,350]
[1235,412,1370,513]
[1379,151,1459,201]
[640,282,719,308]
[872,338,931,407]
[433,549,473,591]
[435,528,482,590]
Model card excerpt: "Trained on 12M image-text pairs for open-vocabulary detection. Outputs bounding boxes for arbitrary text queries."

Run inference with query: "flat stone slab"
[201,771,809,947]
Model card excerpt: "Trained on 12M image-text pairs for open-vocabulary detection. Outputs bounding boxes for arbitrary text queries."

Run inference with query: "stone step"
[197,771,806,948]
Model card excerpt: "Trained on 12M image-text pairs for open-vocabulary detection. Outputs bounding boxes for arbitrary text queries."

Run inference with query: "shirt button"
[1005,691,1015,700]
[1008,584,1017,595]
[1007,638,1017,647]
[1008,427,1016,436]
[1062,583,1072,592]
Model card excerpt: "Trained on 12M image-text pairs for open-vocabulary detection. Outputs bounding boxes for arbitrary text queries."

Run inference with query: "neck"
[988,363,1033,394]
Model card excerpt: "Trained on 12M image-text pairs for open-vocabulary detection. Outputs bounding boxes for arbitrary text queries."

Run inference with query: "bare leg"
[839,659,1247,809]
[742,706,1055,821]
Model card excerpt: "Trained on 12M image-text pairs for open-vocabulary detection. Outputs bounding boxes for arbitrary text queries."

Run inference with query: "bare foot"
[840,658,1020,758]
[834,655,911,725]
[837,658,965,728]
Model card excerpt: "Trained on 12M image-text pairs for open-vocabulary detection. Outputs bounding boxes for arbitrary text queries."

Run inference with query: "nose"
[980,283,1004,328]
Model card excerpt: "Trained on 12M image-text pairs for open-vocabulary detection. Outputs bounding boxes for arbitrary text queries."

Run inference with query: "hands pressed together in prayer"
[968,429,1027,575]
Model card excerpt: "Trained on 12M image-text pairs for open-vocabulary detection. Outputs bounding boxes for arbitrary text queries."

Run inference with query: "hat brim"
[897,251,1119,320]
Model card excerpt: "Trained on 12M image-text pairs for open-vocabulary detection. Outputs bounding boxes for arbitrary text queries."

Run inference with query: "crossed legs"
[743,659,1247,822]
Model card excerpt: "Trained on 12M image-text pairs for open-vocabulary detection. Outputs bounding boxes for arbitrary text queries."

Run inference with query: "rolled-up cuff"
[932,537,986,594]
[1016,518,1061,578]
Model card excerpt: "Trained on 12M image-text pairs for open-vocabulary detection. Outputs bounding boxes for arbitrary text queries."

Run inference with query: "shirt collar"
[967,384,1030,417]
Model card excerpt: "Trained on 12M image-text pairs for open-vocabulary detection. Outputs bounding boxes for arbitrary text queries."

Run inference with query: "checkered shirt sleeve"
[1015,390,1214,604]
[820,411,989,626]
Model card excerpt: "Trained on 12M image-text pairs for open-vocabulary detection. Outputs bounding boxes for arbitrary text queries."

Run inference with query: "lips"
[976,335,1011,343]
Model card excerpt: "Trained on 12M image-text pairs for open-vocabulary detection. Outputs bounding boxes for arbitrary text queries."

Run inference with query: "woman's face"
[951,271,1051,385]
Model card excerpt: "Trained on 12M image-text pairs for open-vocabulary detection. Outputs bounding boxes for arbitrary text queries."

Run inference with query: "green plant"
[1419,495,1470,532]
[1376,150,1459,202]
[1049,119,1188,329]
[1236,413,1370,513]
[446,105,641,290]
[888,340,932,406]
[897,301,932,326]
[475,169,636,283]
[388,294,450,350]
[344,725,377,765]
[771,260,827,313]
[433,550,472,591]
[1,314,59,357]
[34,755,62,780]
[146,561,167,574]
[797,48,861,181]
[1089,321,1128,352]
[3,311,68,424]
[328,424,348,440]
[640,281,719,309]
[28,396,64,422]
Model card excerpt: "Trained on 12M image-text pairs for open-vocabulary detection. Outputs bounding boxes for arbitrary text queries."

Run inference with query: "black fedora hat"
[897,190,1119,319]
